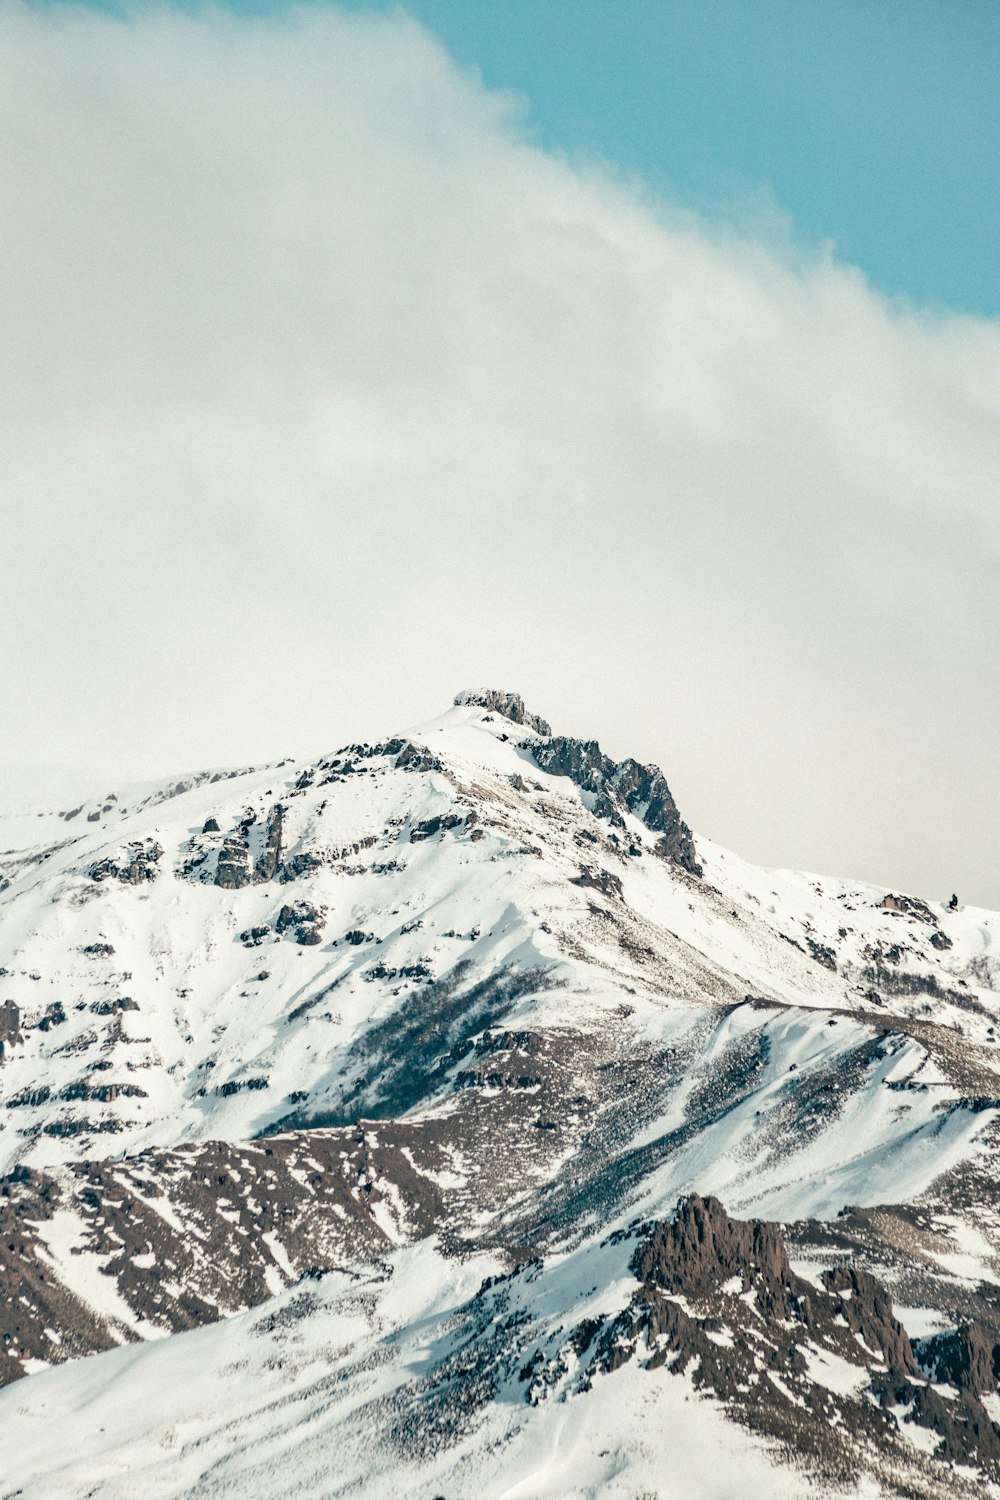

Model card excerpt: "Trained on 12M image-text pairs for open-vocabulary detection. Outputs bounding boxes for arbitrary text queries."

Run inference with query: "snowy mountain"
[2,689,1000,1498]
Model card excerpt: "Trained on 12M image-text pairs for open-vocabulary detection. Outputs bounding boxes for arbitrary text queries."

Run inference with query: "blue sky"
[79,0,999,317]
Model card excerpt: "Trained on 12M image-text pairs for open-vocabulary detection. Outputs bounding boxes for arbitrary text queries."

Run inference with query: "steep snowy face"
[0,689,996,1178]
[0,690,719,1173]
[3,690,1000,1498]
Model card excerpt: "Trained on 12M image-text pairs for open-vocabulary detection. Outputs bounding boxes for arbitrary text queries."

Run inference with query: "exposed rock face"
[821,1263,916,1374]
[633,1192,802,1317]
[917,1322,1000,1394]
[213,804,285,889]
[879,893,938,924]
[570,865,624,901]
[0,1000,22,1062]
[255,804,285,883]
[275,900,325,946]
[454,689,552,737]
[528,736,701,874]
[394,739,445,773]
[409,813,464,842]
[90,840,163,884]
[214,831,252,889]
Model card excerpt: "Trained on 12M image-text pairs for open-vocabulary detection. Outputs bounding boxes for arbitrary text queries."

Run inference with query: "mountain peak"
[452,688,552,737]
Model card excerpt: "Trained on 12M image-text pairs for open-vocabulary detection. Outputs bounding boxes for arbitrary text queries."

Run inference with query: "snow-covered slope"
[2,689,1000,1498]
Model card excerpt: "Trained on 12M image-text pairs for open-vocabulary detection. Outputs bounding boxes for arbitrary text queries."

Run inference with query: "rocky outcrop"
[916,1321,1000,1395]
[454,690,552,737]
[571,865,624,901]
[90,840,163,884]
[213,804,285,889]
[394,740,445,774]
[878,893,938,924]
[528,736,701,875]
[214,831,252,889]
[410,813,464,842]
[629,1196,917,1378]
[275,901,325,946]
[0,1000,22,1062]
[633,1192,803,1318]
[255,804,285,883]
[821,1263,916,1373]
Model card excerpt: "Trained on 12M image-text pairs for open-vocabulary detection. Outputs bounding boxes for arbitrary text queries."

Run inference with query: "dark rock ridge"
[528,736,701,875]
[521,1195,1000,1484]
[454,689,552,737]
[631,1194,914,1378]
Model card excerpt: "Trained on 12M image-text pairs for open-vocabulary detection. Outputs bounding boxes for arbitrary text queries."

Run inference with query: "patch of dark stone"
[239,926,270,948]
[409,814,465,843]
[453,1029,544,1092]
[0,1000,22,1061]
[89,841,163,885]
[317,739,444,783]
[193,802,362,889]
[363,961,433,986]
[88,997,139,1016]
[217,1076,269,1097]
[35,1001,66,1032]
[212,804,286,890]
[275,901,325,946]
[278,852,324,882]
[455,1070,543,1091]
[878,893,939,925]
[570,865,624,901]
[57,1080,147,1104]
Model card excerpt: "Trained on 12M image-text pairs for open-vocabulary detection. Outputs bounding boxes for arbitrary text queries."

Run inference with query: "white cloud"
[1,1,998,904]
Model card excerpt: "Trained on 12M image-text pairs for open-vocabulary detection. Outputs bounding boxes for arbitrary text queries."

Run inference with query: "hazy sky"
[2,2,999,907]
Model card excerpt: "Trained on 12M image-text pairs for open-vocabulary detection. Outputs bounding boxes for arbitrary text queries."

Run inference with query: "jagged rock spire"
[453,689,552,737]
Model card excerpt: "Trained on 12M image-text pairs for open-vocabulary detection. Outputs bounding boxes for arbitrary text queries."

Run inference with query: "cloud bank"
[2,2,999,903]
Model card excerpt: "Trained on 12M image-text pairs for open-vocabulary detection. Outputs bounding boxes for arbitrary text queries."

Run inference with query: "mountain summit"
[1,690,999,1498]
[452,687,553,735]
